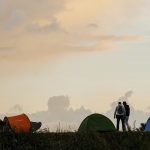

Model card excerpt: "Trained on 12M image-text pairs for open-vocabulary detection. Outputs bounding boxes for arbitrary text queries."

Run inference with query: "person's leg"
[124,116,127,129]
[116,115,120,131]
[126,116,131,131]
[121,116,126,131]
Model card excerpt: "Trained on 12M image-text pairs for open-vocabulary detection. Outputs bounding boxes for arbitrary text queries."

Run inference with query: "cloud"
[118,90,133,102]
[48,96,70,112]
[0,0,145,75]
[0,46,14,51]
[1,93,149,131]
[70,35,143,52]
[0,0,66,23]
[5,10,26,30]
[0,0,5,11]
[27,18,65,33]
[88,23,99,28]
[57,0,144,31]
[9,104,23,113]
[98,35,143,42]
[29,95,91,130]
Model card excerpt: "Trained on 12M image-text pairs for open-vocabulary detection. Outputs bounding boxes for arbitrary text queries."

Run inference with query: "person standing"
[114,102,126,131]
[123,101,131,131]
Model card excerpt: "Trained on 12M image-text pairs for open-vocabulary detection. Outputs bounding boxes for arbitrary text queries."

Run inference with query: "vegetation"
[0,131,150,150]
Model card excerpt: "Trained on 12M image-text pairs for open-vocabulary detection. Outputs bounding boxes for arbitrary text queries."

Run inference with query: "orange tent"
[4,114,31,133]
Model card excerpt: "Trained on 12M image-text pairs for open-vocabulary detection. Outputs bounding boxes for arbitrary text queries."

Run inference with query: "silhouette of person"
[114,102,126,131]
[123,101,131,131]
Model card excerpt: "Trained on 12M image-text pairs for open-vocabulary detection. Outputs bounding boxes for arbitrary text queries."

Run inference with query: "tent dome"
[4,114,31,133]
[78,113,116,132]
[144,117,150,131]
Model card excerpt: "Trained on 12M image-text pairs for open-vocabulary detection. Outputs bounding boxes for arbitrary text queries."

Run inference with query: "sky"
[0,0,150,129]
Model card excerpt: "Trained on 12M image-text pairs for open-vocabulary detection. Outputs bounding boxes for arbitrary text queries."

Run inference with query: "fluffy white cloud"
[29,95,91,130]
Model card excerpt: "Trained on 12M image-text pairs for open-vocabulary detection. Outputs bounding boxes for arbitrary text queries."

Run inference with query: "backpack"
[117,105,124,115]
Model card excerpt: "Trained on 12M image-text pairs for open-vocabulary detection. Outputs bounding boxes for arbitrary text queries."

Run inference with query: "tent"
[3,114,42,133]
[144,117,150,131]
[78,113,116,132]
[4,114,31,133]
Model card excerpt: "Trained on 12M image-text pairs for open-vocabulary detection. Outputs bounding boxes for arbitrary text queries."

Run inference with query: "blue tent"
[144,118,150,131]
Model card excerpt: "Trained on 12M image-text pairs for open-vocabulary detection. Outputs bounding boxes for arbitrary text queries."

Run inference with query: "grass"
[0,131,150,150]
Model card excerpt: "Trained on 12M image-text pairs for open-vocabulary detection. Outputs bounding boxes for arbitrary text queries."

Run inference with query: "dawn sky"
[0,0,150,119]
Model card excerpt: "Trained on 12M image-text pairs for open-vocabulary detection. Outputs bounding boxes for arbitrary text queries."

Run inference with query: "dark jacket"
[124,104,130,116]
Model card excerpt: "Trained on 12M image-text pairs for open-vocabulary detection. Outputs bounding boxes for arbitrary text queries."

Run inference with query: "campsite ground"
[0,131,150,150]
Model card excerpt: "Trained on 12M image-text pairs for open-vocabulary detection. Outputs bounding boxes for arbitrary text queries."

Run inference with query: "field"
[0,131,150,150]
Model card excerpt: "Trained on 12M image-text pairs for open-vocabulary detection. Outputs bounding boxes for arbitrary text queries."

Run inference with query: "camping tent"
[144,117,150,131]
[78,113,116,132]
[4,114,31,133]
[3,114,42,133]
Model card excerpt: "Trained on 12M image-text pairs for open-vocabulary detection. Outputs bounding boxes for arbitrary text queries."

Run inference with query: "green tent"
[78,113,116,132]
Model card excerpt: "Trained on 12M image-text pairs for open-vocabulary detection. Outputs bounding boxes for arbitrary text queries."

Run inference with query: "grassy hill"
[0,132,150,150]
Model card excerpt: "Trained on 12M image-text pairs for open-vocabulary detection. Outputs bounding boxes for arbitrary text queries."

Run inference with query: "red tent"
[4,114,31,133]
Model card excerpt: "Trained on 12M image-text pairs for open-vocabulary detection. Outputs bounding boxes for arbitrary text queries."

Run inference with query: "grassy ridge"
[0,132,150,150]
